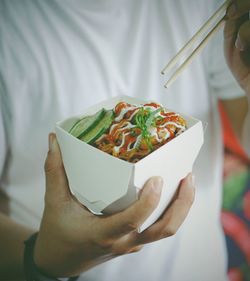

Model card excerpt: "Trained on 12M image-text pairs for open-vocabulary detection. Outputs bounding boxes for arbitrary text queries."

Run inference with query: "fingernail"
[227,4,237,18]
[235,34,245,51]
[187,173,195,188]
[151,177,163,194]
[49,133,57,152]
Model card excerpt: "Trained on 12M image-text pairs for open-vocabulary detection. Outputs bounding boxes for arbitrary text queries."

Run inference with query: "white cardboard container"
[55,95,204,232]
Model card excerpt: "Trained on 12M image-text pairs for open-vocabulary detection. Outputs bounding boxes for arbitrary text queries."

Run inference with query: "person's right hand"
[34,133,195,278]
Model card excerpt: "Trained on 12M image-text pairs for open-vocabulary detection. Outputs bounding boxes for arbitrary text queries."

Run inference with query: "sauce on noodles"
[94,102,187,163]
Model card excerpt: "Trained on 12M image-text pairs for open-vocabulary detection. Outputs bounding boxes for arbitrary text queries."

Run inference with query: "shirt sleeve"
[0,77,9,184]
[0,3,11,184]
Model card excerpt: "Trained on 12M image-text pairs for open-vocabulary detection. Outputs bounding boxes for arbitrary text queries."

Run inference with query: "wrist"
[34,231,76,277]
[24,232,79,281]
[33,233,58,277]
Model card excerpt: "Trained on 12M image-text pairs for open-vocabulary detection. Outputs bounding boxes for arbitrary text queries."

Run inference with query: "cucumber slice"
[69,108,106,138]
[80,110,114,144]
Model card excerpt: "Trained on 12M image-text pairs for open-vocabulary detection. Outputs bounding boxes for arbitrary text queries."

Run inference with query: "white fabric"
[0,0,246,280]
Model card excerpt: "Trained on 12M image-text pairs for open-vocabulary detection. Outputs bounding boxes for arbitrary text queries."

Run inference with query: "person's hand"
[34,133,195,278]
[225,0,250,94]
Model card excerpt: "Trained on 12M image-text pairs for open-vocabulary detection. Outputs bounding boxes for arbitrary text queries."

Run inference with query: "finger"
[225,9,248,41]
[227,0,250,19]
[44,133,71,203]
[110,232,144,256]
[101,177,163,238]
[224,11,249,54]
[235,20,250,50]
[133,173,195,245]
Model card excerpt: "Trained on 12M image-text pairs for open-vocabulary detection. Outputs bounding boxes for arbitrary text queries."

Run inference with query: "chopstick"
[164,16,226,88]
[161,0,232,88]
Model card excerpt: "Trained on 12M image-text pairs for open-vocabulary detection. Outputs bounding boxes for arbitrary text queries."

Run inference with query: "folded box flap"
[70,190,107,215]
[55,125,133,212]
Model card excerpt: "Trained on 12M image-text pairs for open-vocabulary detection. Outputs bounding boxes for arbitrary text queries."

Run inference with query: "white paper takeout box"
[55,95,204,232]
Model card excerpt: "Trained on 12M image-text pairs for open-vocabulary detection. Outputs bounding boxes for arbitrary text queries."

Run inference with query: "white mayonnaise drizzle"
[115,105,158,122]
[117,122,136,131]
[128,135,142,151]
[109,121,136,134]
[128,109,140,121]
[148,127,162,143]
[113,132,130,154]
[144,106,160,112]
[161,128,171,140]
[148,126,171,143]
[112,103,185,155]
[115,106,138,122]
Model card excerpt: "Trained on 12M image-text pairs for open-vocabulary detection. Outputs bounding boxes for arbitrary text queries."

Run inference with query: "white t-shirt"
[0,0,245,280]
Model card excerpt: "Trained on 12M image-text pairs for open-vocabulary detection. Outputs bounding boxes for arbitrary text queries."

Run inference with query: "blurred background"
[219,102,250,281]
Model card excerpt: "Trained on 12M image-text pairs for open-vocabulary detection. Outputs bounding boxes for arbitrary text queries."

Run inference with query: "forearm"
[220,96,249,157]
[221,97,248,140]
[0,212,35,280]
[242,96,250,156]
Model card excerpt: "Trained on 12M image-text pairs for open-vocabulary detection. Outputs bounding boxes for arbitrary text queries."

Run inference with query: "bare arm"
[220,96,248,141]
[34,134,195,277]
[224,0,250,155]
[0,211,34,280]
[0,133,195,279]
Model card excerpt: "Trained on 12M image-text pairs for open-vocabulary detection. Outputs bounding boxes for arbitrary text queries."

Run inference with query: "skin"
[221,0,250,140]
[33,134,195,277]
[0,0,250,278]
[225,0,250,91]
[0,133,195,279]
[0,213,33,280]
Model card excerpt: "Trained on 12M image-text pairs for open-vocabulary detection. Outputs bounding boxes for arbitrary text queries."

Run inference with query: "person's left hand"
[34,133,195,278]
[225,0,250,95]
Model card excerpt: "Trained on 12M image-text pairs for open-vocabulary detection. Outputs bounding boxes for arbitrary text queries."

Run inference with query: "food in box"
[69,101,187,163]
[55,95,204,232]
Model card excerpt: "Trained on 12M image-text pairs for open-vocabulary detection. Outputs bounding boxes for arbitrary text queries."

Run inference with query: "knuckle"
[111,245,127,256]
[125,222,140,232]
[163,225,177,237]
[97,238,114,250]
[115,245,143,255]
[128,245,143,253]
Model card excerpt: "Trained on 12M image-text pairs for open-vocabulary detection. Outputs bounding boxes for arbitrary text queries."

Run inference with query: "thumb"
[44,133,71,202]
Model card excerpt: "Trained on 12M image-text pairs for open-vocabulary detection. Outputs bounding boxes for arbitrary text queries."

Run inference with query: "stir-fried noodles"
[94,102,187,163]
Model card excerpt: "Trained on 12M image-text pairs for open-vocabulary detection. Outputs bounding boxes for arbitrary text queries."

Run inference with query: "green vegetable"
[134,107,162,151]
[145,108,162,128]
[69,108,106,138]
[80,110,114,144]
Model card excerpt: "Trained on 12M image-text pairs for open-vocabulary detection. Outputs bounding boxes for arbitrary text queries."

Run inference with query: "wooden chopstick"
[164,16,226,88]
[161,0,232,88]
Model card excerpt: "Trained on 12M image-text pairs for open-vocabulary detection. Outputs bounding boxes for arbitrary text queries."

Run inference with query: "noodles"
[93,101,187,163]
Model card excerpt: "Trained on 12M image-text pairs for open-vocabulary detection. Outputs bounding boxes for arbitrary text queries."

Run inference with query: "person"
[0,0,249,280]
